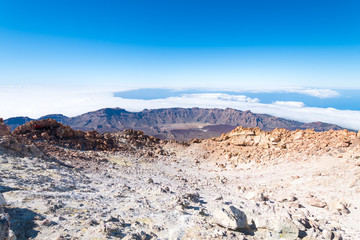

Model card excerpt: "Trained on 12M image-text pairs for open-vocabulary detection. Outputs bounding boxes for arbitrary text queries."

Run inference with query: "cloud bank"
[1,86,359,130]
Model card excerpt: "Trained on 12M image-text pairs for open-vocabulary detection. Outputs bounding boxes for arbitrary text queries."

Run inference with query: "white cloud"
[273,101,305,108]
[181,93,260,103]
[288,88,340,98]
[0,86,359,130]
[237,87,340,98]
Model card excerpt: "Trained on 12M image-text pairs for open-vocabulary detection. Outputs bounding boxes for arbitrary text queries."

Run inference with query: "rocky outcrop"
[13,119,118,151]
[0,119,10,136]
[0,119,43,158]
[113,129,168,158]
[193,126,360,163]
[10,119,169,161]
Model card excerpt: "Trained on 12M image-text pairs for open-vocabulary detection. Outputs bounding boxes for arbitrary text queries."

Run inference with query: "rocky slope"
[1,120,359,239]
[188,126,360,164]
[3,151,358,240]
[5,108,344,141]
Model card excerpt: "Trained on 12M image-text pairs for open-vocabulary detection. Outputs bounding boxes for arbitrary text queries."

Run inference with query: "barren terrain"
[1,118,360,239]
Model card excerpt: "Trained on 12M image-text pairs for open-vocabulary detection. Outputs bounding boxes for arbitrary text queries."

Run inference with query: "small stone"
[88,219,99,226]
[33,215,43,220]
[214,195,223,201]
[42,219,52,226]
[182,192,200,203]
[307,197,327,208]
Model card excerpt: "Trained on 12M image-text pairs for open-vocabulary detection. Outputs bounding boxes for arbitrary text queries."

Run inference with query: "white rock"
[9,230,16,240]
[273,217,299,240]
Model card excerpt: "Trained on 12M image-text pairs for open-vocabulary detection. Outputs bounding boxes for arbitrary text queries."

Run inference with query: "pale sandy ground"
[1,147,359,239]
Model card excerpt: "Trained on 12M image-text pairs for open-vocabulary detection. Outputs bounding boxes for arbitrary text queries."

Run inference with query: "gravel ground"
[1,148,359,239]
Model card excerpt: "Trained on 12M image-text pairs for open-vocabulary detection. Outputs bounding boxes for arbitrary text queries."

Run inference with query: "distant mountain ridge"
[4,107,344,141]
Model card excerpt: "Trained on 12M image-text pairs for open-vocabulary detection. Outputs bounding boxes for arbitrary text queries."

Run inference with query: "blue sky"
[0,0,359,88]
[1,1,360,129]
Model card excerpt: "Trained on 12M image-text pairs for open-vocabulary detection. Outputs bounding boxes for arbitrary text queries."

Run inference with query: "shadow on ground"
[6,207,39,240]
[0,186,20,193]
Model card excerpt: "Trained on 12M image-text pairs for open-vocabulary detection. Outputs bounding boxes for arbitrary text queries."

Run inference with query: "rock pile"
[0,119,43,158]
[194,126,360,163]
[13,119,118,151]
[10,119,169,161]
[113,129,168,158]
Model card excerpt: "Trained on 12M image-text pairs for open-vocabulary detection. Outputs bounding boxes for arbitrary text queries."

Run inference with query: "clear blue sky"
[0,0,359,89]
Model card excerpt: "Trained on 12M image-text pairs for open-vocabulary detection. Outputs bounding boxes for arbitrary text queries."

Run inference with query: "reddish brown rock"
[191,126,360,164]
[10,119,169,161]
[13,119,118,151]
[0,118,10,136]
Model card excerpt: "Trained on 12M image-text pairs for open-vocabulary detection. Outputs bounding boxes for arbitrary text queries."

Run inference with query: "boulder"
[329,200,350,214]
[212,205,248,230]
[273,217,299,240]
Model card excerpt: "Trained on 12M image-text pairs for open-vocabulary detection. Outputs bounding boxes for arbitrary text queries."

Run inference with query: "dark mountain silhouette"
[38,114,69,122]
[4,117,34,131]
[4,107,344,141]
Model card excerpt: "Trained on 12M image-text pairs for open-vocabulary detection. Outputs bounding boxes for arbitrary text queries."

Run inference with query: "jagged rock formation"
[13,119,119,151]
[5,107,345,141]
[190,126,360,164]
[11,119,168,161]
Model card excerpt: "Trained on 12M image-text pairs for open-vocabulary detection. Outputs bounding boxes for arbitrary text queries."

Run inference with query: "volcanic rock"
[0,118,10,136]
[13,119,118,151]
[192,126,360,163]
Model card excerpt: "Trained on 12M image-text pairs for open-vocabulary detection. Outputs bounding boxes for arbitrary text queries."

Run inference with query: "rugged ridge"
[5,107,345,141]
